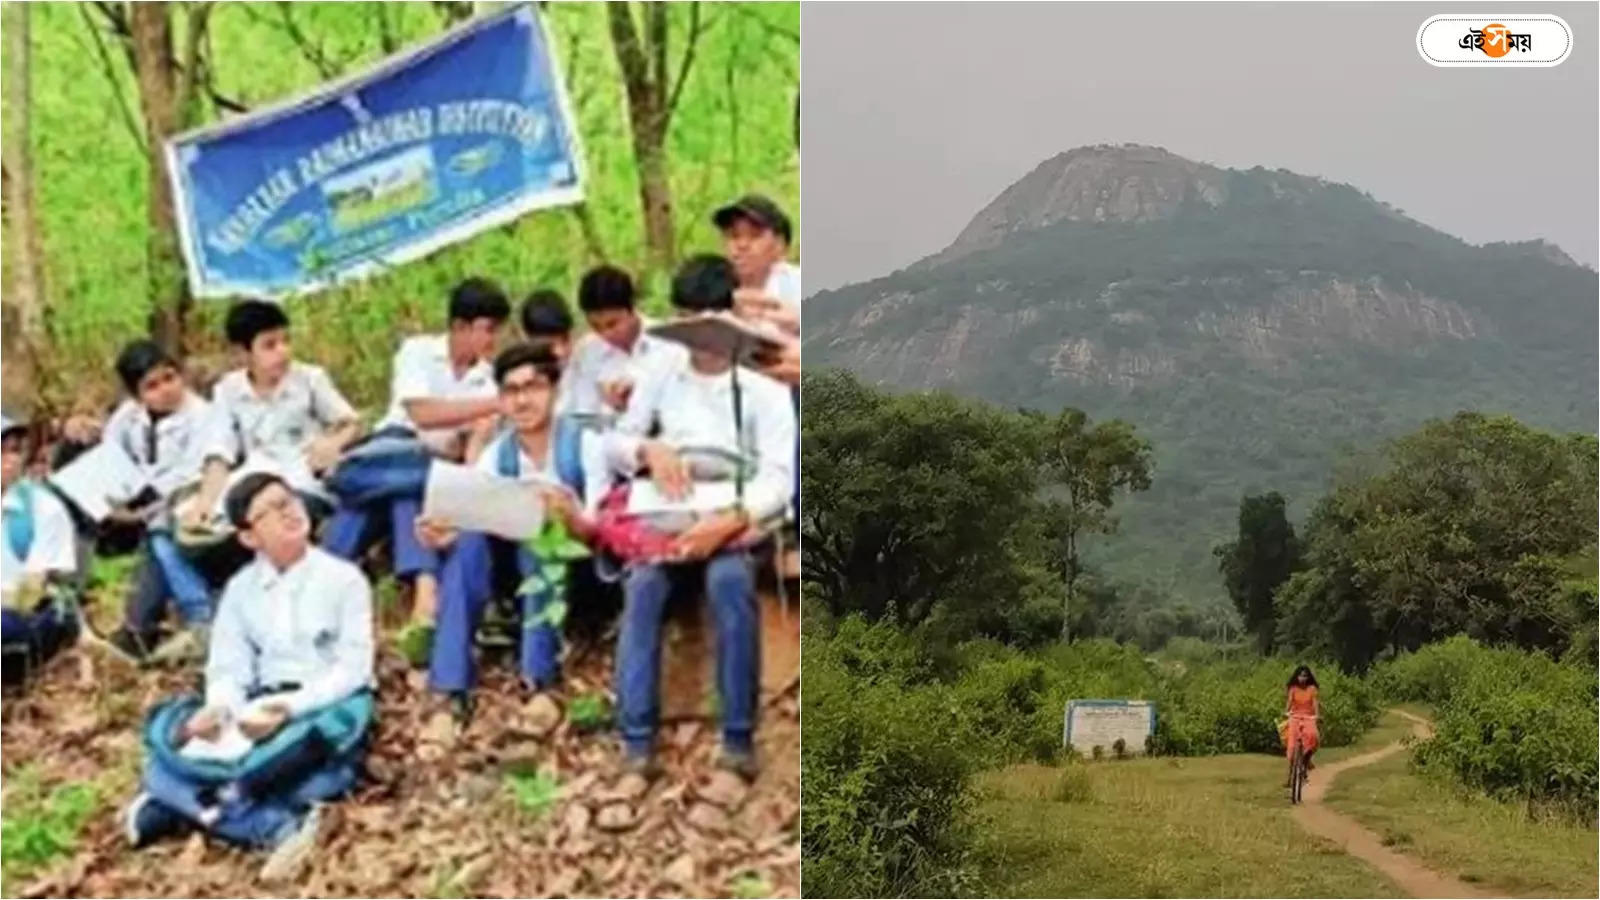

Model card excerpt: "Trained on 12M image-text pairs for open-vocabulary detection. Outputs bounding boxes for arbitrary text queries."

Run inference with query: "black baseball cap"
[713,194,792,245]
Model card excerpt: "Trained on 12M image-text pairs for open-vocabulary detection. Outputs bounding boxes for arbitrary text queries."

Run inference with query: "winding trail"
[1293,709,1493,898]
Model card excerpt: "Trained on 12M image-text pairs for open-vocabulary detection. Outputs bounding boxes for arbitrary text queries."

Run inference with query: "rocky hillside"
[805,144,1598,606]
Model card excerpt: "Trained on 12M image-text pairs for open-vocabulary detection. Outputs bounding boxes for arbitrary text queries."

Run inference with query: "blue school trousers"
[1,598,79,685]
[126,532,216,632]
[615,549,759,756]
[320,437,437,579]
[429,532,559,693]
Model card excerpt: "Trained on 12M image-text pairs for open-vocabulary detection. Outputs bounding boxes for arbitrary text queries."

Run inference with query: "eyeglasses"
[247,492,301,527]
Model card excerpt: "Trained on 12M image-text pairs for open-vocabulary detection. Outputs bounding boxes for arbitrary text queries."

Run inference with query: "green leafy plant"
[567,692,612,731]
[519,519,592,632]
[1,779,100,887]
[730,871,773,899]
[504,770,561,821]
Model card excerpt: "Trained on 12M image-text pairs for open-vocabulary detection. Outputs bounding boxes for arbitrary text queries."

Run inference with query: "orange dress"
[1285,684,1319,757]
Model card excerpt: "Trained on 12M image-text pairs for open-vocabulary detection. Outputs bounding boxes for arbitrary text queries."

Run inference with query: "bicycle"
[1285,714,1315,804]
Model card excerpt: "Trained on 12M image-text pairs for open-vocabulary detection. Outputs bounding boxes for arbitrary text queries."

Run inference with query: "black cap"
[0,411,24,439]
[713,194,792,245]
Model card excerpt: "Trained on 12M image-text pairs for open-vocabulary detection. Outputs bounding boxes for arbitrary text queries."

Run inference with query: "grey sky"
[801,2,1600,294]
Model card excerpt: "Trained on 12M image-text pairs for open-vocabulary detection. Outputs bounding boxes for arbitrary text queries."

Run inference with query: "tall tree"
[2,2,48,409]
[1039,409,1153,642]
[122,2,213,352]
[1276,413,1598,669]
[1214,492,1301,654]
[800,370,1047,631]
[606,1,707,274]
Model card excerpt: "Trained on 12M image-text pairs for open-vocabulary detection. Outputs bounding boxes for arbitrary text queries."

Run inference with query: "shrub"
[802,620,980,898]
[1377,638,1599,816]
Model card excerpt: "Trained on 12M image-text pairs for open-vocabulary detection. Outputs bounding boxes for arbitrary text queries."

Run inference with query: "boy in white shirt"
[416,343,594,724]
[605,255,796,779]
[1,413,81,686]
[90,341,237,664]
[321,278,508,665]
[124,472,374,882]
[184,300,361,523]
[715,194,801,336]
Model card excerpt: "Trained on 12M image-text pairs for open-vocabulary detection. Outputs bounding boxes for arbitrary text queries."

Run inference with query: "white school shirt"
[377,334,496,442]
[605,360,796,523]
[0,482,77,596]
[100,391,215,499]
[473,428,560,483]
[765,260,802,312]
[205,363,359,493]
[554,324,687,419]
[204,546,374,719]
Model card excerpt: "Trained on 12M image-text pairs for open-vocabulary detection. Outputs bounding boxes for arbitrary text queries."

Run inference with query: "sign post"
[1063,699,1156,758]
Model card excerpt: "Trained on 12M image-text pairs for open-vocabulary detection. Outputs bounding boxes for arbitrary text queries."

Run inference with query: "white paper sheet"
[46,442,150,522]
[627,479,741,515]
[177,695,285,763]
[180,722,255,763]
[422,461,550,540]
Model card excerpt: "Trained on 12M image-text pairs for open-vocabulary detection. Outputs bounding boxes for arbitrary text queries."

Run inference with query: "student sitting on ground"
[520,288,575,365]
[604,254,796,779]
[124,472,374,883]
[557,265,686,512]
[715,194,801,336]
[89,341,229,663]
[558,265,685,421]
[321,278,507,665]
[1,413,81,687]
[183,299,362,526]
[416,343,595,725]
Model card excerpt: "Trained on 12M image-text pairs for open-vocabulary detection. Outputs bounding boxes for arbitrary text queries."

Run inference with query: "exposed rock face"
[805,144,1597,603]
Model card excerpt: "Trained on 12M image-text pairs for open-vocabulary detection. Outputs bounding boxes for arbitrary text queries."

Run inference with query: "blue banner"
[166,3,583,298]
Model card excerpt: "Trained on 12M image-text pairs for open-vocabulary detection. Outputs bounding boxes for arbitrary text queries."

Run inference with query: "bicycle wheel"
[1290,747,1305,804]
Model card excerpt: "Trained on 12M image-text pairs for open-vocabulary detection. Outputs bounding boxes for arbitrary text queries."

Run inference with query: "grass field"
[1326,712,1599,898]
[972,708,1598,898]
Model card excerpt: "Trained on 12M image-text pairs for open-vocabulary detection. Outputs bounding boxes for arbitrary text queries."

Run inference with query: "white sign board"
[1063,699,1156,758]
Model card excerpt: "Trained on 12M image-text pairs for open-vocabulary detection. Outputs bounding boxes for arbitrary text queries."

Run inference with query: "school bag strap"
[4,480,37,562]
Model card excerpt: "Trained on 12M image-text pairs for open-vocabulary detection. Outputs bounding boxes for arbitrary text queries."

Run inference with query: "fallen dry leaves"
[1,597,800,899]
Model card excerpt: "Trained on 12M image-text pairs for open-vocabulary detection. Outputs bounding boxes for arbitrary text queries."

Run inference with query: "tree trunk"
[2,3,47,410]
[607,1,679,274]
[128,2,190,353]
[1061,529,1078,643]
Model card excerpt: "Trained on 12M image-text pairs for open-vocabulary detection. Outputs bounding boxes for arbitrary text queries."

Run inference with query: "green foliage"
[729,871,773,899]
[1276,414,1597,669]
[503,769,561,821]
[566,692,611,732]
[24,2,799,412]
[1152,659,1378,756]
[0,771,100,888]
[801,620,980,898]
[1372,637,1598,816]
[1214,492,1301,654]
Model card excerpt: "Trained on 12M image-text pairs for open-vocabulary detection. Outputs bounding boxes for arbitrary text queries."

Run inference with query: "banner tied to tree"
[166,2,583,299]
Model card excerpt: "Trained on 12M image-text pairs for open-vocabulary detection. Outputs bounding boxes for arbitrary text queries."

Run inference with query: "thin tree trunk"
[2,3,47,409]
[607,1,682,273]
[129,2,190,352]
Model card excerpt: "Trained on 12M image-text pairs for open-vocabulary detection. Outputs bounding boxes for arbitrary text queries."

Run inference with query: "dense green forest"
[805,160,1598,613]
[2,1,799,413]
[799,371,1599,898]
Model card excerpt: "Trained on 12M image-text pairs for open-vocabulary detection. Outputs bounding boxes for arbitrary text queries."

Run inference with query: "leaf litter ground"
[1,597,799,898]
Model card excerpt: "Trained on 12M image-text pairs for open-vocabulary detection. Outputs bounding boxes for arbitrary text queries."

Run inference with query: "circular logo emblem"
[1480,23,1512,57]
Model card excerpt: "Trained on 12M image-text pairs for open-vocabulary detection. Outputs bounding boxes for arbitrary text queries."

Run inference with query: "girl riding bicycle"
[1283,664,1321,784]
